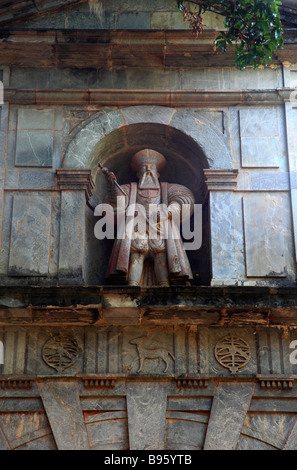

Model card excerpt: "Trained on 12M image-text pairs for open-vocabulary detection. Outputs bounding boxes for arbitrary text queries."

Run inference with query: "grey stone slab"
[117,12,151,29]
[229,67,282,90]
[4,170,19,190]
[0,104,8,166]
[210,192,245,281]
[0,193,13,276]
[58,191,86,282]
[169,110,232,169]
[10,68,50,90]
[151,11,187,29]
[17,108,55,130]
[63,109,124,170]
[243,194,293,278]
[203,382,255,450]
[37,379,89,450]
[8,193,51,277]
[66,11,115,29]
[86,411,128,450]
[0,425,10,450]
[239,107,279,138]
[126,68,181,90]
[241,413,296,450]
[240,137,280,168]
[48,191,60,277]
[18,170,55,189]
[15,130,54,167]
[283,418,297,450]
[269,329,282,374]
[122,105,175,126]
[166,417,207,450]
[194,110,225,134]
[180,68,230,91]
[257,329,271,375]
[101,0,178,11]
[246,171,290,191]
[285,104,297,266]
[126,382,167,450]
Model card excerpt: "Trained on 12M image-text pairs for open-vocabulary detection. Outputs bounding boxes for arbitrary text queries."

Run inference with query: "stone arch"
[62,106,232,177]
[62,106,232,286]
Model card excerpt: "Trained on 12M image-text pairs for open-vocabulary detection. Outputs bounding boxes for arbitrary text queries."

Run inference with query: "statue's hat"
[131,149,166,173]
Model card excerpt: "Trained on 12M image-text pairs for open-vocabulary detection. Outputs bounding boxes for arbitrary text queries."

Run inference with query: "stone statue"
[101,149,195,286]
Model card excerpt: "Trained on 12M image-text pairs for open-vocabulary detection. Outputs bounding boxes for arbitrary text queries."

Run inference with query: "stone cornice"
[56,168,95,201]
[0,285,297,327]
[4,88,295,107]
[204,169,239,191]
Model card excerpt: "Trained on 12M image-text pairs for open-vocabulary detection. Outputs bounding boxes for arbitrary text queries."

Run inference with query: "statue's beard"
[138,171,160,189]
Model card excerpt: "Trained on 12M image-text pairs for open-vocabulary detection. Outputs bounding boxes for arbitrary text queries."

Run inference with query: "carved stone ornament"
[42,334,80,373]
[128,335,175,374]
[214,335,251,374]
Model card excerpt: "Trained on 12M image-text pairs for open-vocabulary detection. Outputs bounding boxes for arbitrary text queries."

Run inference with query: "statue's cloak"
[105,182,194,285]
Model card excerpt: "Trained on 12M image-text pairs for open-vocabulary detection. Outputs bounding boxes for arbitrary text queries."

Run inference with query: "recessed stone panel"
[15,130,53,167]
[243,194,291,277]
[240,137,280,168]
[17,108,55,130]
[8,194,51,276]
[15,107,55,167]
[239,107,280,168]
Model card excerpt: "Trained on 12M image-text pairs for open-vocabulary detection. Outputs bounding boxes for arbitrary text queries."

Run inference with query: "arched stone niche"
[62,106,232,286]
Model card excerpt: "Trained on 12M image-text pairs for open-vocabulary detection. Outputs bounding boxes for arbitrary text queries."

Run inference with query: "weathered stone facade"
[0,0,297,451]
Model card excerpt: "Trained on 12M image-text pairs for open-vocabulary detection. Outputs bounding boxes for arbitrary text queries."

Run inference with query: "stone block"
[18,171,55,190]
[204,383,255,450]
[37,380,89,450]
[117,12,150,29]
[58,190,86,283]
[151,12,186,29]
[229,67,282,90]
[104,0,178,11]
[240,137,280,168]
[66,10,116,29]
[180,68,230,91]
[15,130,53,167]
[4,170,19,189]
[243,193,294,278]
[126,68,181,90]
[209,192,245,281]
[239,107,280,167]
[8,193,51,276]
[239,107,279,138]
[290,69,297,87]
[17,108,55,130]
[126,382,167,450]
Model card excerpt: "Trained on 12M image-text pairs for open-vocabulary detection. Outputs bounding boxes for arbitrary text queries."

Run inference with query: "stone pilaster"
[204,169,240,286]
[56,168,95,284]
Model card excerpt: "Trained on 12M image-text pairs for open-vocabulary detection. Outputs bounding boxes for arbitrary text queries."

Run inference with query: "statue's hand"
[106,171,117,186]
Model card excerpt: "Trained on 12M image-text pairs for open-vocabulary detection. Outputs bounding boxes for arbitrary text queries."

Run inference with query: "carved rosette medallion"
[214,335,251,374]
[42,334,80,373]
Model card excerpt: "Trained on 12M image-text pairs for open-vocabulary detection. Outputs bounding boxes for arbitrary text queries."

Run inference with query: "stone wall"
[1,71,297,287]
[0,0,297,453]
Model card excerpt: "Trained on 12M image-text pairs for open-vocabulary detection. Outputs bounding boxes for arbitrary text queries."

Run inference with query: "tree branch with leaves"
[88,0,284,70]
[177,0,284,69]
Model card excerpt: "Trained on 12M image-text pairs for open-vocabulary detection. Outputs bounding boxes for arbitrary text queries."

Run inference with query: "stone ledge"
[4,89,296,107]
[0,285,297,326]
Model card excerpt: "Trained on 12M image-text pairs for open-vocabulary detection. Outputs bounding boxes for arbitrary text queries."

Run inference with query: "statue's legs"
[128,252,146,286]
[153,252,170,286]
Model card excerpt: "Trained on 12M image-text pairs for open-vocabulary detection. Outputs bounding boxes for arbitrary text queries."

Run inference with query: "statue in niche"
[101,148,195,286]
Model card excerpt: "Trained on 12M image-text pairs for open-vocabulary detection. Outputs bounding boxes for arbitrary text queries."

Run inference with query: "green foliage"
[177,0,284,69]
